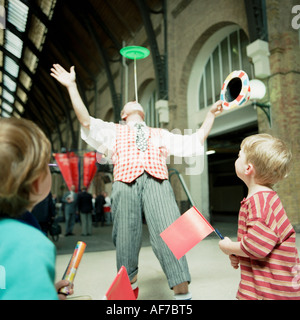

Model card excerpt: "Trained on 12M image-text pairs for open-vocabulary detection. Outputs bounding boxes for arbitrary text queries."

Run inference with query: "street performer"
[51,64,222,299]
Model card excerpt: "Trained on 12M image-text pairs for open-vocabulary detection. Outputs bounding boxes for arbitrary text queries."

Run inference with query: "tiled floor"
[53,218,300,300]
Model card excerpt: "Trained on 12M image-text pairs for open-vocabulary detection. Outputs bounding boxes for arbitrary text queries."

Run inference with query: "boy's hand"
[219,236,233,255]
[51,64,76,88]
[219,237,249,258]
[229,254,240,269]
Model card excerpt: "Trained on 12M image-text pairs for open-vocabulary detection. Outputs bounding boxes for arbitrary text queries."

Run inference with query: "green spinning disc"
[120,46,150,60]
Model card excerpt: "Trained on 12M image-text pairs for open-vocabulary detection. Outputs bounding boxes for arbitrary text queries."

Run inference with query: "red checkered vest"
[112,124,169,183]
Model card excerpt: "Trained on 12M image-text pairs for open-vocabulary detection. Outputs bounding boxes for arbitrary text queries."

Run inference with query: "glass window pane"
[205,58,212,106]
[7,0,29,32]
[4,56,19,78]
[1,110,11,118]
[145,90,158,127]
[230,31,239,71]
[3,75,17,92]
[212,48,221,102]
[4,30,23,58]
[240,29,253,78]
[2,102,13,113]
[221,37,229,81]
[197,28,252,111]
[199,77,205,110]
[2,89,14,103]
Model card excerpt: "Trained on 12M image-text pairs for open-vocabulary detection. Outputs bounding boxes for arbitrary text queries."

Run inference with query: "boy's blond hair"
[0,118,51,218]
[241,133,292,187]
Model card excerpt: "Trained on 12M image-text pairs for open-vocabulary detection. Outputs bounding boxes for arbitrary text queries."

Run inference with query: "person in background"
[95,191,105,227]
[102,191,112,226]
[62,184,77,236]
[77,186,93,236]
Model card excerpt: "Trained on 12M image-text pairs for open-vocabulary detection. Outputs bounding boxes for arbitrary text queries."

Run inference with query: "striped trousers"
[111,172,191,289]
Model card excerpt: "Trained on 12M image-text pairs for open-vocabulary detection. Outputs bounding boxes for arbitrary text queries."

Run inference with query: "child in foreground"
[219,134,300,300]
[0,118,71,300]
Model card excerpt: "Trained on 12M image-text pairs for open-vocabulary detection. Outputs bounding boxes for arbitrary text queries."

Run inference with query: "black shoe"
[65,232,75,236]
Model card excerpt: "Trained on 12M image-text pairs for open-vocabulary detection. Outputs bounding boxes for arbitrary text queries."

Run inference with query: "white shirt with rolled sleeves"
[81,116,204,182]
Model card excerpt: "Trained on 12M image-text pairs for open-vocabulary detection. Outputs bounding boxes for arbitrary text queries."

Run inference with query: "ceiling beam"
[87,18,122,122]
[83,1,122,52]
[72,7,122,122]
[33,85,64,151]
[103,0,135,38]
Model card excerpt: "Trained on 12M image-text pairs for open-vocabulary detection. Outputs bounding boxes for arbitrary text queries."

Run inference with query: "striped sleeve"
[241,219,279,259]
[240,194,280,259]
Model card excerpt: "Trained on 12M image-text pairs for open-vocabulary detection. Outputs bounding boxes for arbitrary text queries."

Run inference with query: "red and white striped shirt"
[237,191,300,300]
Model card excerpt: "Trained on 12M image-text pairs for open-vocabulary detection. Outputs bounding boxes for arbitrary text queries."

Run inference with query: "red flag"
[160,206,214,260]
[54,153,73,191]
[104,266,136,300]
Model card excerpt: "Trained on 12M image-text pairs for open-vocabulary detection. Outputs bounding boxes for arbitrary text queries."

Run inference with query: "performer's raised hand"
[50,63,90,128]
[209,99,223,117]
[50,64,76,88]
[198,99,223,143]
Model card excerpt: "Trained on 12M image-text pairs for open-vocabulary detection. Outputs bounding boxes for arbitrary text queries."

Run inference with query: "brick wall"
[79,0,300,227]
[262,0,300,228]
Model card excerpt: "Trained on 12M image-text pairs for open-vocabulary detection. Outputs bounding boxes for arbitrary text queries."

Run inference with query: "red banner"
[68,152,79,192]
[54,153,79,192]
[83,151,97,189]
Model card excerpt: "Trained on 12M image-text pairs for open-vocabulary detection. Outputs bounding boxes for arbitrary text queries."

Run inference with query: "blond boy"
[219,134,300,300]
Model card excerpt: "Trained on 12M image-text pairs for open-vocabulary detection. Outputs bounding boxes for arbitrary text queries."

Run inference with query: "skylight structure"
[0,0,56,118]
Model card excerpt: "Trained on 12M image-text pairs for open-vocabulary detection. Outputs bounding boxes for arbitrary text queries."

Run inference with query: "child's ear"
[31,176,42,195]
[245,163,255,175]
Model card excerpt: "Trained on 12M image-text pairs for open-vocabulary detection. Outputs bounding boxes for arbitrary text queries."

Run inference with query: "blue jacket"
[0,219,58,300]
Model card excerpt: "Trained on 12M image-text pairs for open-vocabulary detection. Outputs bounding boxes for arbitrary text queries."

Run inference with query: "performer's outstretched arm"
[197,100,223,144]
[50,64,91,129]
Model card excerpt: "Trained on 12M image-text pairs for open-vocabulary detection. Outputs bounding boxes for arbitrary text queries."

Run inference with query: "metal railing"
[168,168,195,207]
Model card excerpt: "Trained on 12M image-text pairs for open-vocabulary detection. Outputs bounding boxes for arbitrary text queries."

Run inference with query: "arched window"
[199,28,253,110]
